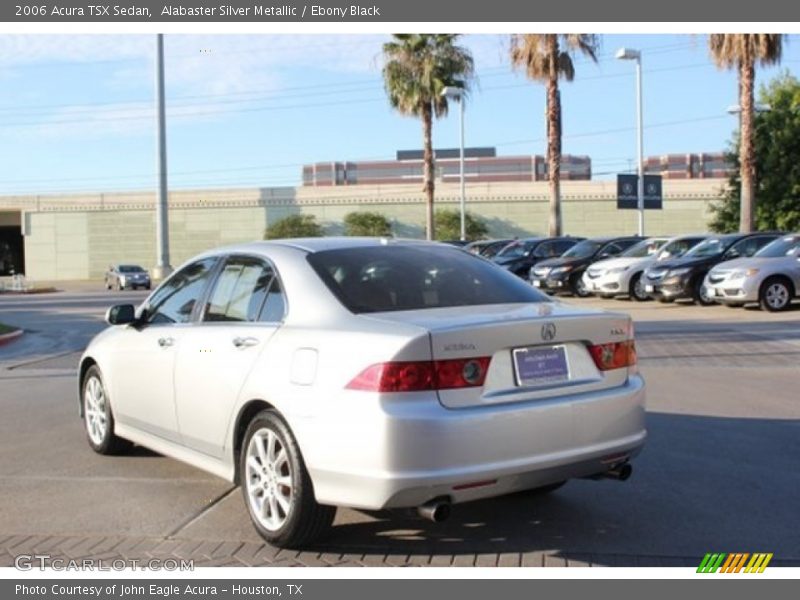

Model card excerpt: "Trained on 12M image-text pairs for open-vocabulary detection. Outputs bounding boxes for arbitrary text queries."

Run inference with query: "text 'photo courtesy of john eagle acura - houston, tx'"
[79,238,645,548]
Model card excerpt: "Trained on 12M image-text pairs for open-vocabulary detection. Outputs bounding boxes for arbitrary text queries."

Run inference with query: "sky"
[0,33,798,196]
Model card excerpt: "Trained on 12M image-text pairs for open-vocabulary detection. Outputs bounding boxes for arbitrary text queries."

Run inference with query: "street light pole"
[154,33,172,280]
[616,48,645,236]
[441,86,466,241]
[458,95,465,241]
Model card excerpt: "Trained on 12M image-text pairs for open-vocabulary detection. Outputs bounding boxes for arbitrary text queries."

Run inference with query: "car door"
[106,257,219,442]
[173,255,286,458]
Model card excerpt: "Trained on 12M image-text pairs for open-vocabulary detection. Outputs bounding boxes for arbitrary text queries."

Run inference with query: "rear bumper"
[304,374,646,509]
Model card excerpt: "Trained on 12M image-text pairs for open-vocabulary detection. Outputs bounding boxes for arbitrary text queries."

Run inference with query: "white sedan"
[79,238,646,548]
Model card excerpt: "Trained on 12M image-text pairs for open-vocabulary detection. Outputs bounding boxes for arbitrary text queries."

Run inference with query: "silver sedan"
[79,238,646,548]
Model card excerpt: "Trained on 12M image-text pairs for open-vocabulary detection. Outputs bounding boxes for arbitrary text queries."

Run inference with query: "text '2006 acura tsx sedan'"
[79,238,646,547]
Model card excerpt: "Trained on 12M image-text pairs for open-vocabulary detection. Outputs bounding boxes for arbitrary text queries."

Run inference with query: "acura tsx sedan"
[79,238,646,547]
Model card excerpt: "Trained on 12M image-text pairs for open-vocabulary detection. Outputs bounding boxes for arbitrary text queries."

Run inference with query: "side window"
[146,258,217,325]
[533,241,556,258]
[259,277,287,323]
[602,243,624,256]
[555,240,576,255]
[749,236,777,255]
[730,237,768,258]
[617,239,640,252]
[205,258,273,323]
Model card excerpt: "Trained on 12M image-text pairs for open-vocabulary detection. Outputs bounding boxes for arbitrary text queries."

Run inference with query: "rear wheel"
[82,365,132,455]
[759,277,793,312]
[240,410,335,548]
[629,272,649,302]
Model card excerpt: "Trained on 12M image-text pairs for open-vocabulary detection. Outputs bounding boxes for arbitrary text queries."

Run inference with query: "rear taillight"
[587,340,637,371]
[346,357,491,392]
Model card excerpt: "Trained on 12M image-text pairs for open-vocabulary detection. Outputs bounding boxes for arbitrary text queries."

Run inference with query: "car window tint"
[147,258,217,325]
[259,277,286,323]
[205,260,273,323]
[308,245,548,314]
[555,240,577,254]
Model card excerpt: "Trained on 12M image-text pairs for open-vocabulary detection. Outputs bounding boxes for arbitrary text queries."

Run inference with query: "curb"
[0,329,24,347]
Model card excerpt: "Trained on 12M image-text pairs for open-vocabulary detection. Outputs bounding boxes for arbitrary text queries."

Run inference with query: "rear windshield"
[307,245,550,313]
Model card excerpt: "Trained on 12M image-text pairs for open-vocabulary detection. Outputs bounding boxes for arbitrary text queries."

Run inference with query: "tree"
[510,34,599,237]
[343,211,393,237]
[710,73,800,233]
[382,34,474,241]
[709,34,784,233]
[434,208,488,241]
[264,214,322,239]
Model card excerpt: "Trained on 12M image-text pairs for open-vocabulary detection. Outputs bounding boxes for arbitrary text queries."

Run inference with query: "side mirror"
[598,251,612,259]
[106,304,136,325]
[725,250,740,259]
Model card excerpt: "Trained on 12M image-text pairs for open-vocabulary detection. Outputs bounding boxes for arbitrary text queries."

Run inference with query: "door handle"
[158,337,174,348]
[233,336,259,349]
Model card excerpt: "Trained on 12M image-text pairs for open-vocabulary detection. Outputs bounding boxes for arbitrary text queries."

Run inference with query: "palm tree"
[510,34,599,236]
[709,35,783,233]
[382,34,474,240]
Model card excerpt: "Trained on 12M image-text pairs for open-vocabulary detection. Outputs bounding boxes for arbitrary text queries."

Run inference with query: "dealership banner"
[3,580,799,599]
[3,0,800,22]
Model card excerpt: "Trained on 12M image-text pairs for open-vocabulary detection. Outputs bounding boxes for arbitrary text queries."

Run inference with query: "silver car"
[581,236,705,301]
[104,264,151,291]
[79,238,646,547]
[703,234,800,311]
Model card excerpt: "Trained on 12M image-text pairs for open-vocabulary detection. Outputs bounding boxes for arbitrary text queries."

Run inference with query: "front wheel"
[760,277,793,312]
[693,278,715,306]
[570,274,591,298]
[629,272,649,302]
[240,410,335,548]
[82,365,132,455]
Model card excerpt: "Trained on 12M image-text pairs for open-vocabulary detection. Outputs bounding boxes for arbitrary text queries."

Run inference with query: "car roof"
[207,237,447,256]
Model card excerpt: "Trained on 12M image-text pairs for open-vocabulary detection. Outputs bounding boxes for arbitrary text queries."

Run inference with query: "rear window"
[307,245,550,313]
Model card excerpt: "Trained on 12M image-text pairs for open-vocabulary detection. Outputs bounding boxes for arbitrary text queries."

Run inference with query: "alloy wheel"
[245,428,294,531]
[84,376,108,445]
[765,282,790,310]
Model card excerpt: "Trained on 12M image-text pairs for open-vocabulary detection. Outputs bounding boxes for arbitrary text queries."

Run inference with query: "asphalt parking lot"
[1,285,798,567]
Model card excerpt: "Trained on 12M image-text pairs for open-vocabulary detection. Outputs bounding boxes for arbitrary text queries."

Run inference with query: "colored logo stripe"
[697,553,773,573]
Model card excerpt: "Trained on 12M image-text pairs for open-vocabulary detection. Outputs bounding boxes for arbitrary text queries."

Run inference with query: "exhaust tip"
[607,463,633,481]
[418,498,452,522]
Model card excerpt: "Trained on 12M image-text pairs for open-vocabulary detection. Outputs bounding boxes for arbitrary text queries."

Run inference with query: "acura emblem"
[541,322,557,341]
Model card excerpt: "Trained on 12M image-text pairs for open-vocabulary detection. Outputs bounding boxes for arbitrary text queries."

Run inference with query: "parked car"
[530,236,643,297]
[642,232,781,305]
[80,238,645,548]
[465,238,514,258]
[581,235,707,301]
[492,236,583,278]
[105,264,151,291]
[703,233,800,311]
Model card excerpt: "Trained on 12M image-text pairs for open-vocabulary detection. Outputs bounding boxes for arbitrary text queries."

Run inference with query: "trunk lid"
[365,302,633,409]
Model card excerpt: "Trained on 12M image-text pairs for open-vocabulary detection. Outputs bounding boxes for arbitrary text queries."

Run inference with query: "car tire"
[82,365,132,455]
[240,410,335,548]
[629,272,649,302]
[692,278,715,306]
[570,274,591,298]
[759,277,793,312]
